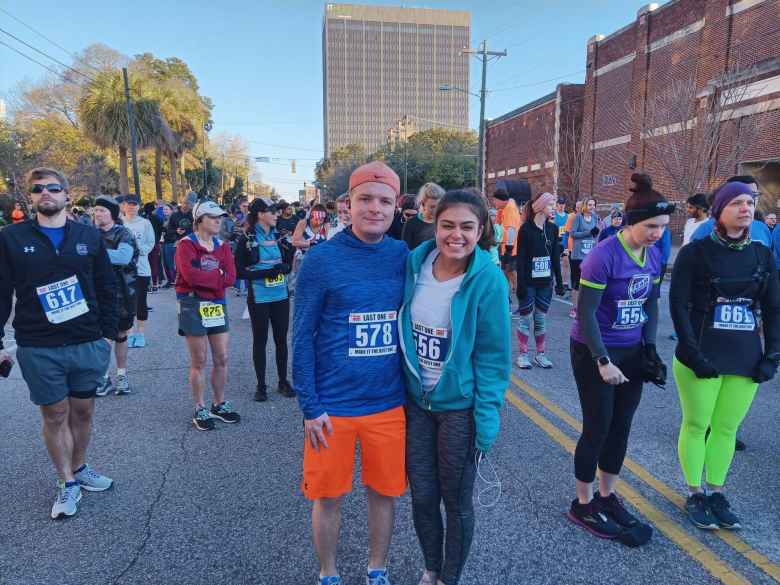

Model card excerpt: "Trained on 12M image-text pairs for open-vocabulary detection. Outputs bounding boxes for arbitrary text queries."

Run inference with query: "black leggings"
[135,276,150,321]
[406,400,477,585]
[248,297,290,387]
[570,339,643,483]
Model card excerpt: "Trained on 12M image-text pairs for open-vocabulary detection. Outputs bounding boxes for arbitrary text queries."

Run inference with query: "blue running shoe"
[318,577,342,585]
[367,569,391,585]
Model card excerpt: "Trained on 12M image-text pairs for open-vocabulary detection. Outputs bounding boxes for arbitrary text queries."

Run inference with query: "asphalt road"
[1,281,779,585]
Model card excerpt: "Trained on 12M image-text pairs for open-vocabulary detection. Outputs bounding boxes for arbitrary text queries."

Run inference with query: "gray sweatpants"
[406,400,477,585]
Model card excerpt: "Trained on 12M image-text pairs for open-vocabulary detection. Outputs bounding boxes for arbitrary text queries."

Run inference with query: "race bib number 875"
[348,311,397,357]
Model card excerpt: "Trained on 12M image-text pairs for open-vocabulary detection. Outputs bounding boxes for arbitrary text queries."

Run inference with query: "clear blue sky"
[0,0,641,198]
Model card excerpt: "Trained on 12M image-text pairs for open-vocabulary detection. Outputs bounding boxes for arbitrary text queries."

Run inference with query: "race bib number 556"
[348,311,397,357]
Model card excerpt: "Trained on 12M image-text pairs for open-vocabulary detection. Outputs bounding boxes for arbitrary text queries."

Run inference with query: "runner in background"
[492,187,522,305]
[671,181,780,531]
[326,193,351,240]
[121,195,155,348]
[142,202,164,293]
[683,194,709,247]
[598,210,623,242]
[94,196,138,397]
[515,192,565,369]
[568,178,671,542]
[175,200,239,431]
[568,198,600,319]
[402,182,445,250]
[235,198,295,402]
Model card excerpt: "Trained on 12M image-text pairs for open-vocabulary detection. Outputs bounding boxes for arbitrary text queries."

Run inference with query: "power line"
[0,38,72,81]
[491,69,586,92]
[0,7,104,74]
[0,27,95,82]
[246,140,323,153]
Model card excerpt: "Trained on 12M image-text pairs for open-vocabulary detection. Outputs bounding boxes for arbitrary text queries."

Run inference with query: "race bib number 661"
[348,311,398,357]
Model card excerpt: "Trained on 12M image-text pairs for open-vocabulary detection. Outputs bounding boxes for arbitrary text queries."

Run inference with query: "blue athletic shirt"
[293,227,408,419]
[39,225,65,250]
[249,224,288,304]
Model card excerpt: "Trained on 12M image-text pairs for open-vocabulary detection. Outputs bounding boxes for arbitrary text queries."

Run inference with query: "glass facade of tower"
[323,4,470,157]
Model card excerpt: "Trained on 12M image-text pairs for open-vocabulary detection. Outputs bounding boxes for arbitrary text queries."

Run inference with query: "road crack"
[110,424,191,585]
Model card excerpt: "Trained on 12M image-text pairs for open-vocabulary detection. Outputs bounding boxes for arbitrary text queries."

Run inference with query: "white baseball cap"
[193,200,227,220]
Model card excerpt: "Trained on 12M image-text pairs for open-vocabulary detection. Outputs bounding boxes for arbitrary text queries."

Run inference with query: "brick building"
[581,0,780,208]
[486,0,780,221]
[485,84,585,202]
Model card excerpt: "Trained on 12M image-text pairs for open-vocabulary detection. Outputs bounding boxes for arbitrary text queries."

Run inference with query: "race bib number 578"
[348,311,397,357]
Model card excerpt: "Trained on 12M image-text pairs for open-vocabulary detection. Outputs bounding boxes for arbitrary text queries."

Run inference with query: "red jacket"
[174,235,236,300]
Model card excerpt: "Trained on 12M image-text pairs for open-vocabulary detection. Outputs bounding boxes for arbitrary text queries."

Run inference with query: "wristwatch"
[595,356,610,367]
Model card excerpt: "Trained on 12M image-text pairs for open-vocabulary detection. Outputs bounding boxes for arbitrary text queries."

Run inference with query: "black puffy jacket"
[99,224,139,322]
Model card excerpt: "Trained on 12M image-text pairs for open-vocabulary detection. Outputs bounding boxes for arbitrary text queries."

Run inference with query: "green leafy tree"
[315,144,367,199]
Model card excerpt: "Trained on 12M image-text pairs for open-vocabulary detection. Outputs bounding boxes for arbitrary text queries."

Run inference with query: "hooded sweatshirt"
[293,227,408,419]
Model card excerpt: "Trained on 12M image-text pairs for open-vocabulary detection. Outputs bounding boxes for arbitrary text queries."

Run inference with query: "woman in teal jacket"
[399,189,511,585]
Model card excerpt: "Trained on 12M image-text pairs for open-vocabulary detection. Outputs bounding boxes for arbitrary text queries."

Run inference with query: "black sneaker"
[735,438,746,451]
[210,401,241,424]
[707,492,741,530]
[162,282,174,289]
[278,379,296,398]
[594,492,639,528]
[567,499,622,539]
[254,385,268,402]
[192,407,215,431]
[685,493,719,530]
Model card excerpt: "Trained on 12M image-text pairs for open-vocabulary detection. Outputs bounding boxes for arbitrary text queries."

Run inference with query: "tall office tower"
[323,3,470,157]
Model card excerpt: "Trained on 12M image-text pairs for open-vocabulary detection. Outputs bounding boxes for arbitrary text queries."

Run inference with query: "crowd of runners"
[1,163,778,585]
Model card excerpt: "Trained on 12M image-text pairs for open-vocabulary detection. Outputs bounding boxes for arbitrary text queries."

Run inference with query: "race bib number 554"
[348,311,397,357]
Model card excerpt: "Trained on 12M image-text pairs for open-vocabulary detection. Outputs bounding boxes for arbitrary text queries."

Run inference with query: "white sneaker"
[51,481,81,519]
[418,572,437,585]
[515,354,532,369]
[533,353,554,369]
[74,464,114,492]
[114,373,130,395]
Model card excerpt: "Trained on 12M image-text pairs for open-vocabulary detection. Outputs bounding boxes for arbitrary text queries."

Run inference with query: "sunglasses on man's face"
[30,183,64,194]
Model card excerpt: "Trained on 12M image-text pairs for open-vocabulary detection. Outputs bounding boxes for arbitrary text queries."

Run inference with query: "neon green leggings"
[673,358,758,487]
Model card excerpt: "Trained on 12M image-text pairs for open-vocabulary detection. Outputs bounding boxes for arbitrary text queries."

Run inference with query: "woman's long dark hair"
[434,189,494,251]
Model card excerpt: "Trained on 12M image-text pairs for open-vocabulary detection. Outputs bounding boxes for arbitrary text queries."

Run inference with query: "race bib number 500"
[348,311,397,357]
[36,275,89,324]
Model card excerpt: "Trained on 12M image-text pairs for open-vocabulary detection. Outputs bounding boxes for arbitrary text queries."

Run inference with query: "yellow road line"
[505,390,752,585]
[511,374,780,583]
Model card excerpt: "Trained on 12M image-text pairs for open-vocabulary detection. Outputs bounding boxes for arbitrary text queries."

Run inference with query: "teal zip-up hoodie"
[399,240,512,452]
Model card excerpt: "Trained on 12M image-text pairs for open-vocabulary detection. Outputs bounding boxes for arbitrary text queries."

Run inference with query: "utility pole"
[462,41,507,194]
[203,120,213,197]
[122,68,142,198]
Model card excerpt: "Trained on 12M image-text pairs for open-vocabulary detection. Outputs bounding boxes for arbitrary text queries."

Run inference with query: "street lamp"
[439,84,482,189]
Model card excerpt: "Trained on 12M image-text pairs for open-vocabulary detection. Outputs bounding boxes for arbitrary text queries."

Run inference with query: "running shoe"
[254,384,268,402]
[51,480,81,519]
[114,373,130,395]
[162,282,174,289]
[569,308,577,319]
[567,498,622,539]
[127,334,138,348]
[95,375,113,397]
[685,493,719,530]
[417,572,437,585]
[74,464,114,492]
[515,354,532,369]
[278,380,296,398]
[150,285,158,293]
[210,401,241,424]
[367,569,391,585]
[192,407,215,431]
[594,492,638,528]
[318,577,342,585]
[133,334,146,348]
[735,438,746,451]
[707,492,741,530]
[533,353,553,369]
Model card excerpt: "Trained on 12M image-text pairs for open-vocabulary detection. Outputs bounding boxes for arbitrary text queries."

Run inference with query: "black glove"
[555,283,566,297]
[590,227,600,238]
[752,357,779,383]
[277,262,291,275]
[641,344,667,388]
[690,354,719,379]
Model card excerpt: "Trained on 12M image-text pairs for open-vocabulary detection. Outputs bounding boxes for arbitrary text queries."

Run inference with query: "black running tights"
[571,339,643,483]
[406,400,477,585]
[248,298,290,387]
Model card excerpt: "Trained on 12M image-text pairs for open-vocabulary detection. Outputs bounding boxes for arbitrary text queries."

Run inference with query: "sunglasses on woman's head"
[30,183,64,194]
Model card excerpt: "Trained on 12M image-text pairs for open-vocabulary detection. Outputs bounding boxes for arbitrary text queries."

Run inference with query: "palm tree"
[79,70,162,194]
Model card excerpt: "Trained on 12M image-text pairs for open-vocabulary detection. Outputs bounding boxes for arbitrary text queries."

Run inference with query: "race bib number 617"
[348,311,398,357]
